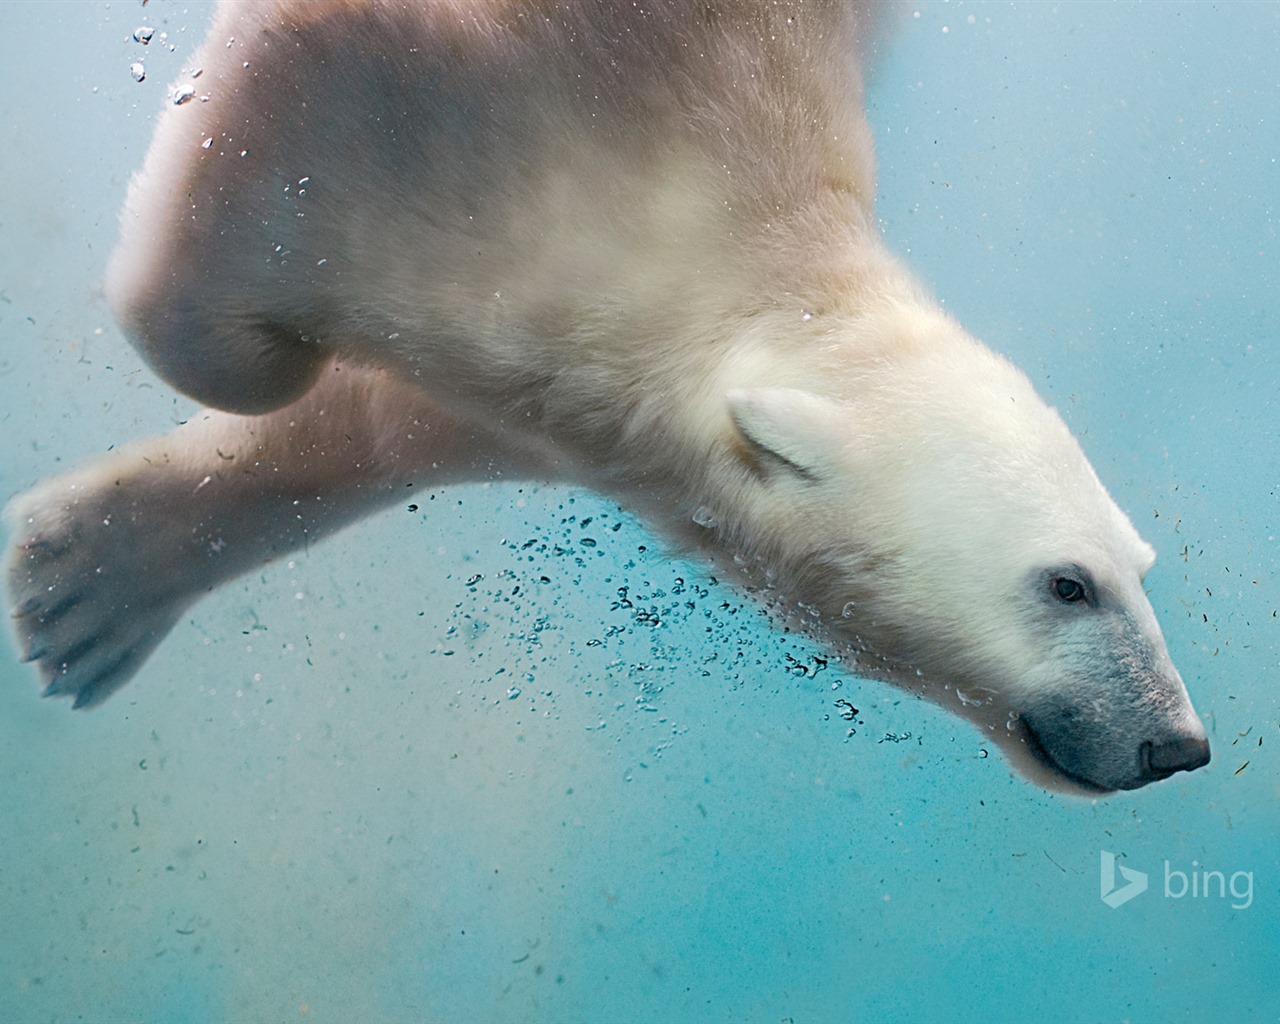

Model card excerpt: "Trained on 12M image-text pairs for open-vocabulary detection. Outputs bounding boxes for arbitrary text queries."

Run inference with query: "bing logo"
[1100,850,1148,908]
[1099,850,1253,910]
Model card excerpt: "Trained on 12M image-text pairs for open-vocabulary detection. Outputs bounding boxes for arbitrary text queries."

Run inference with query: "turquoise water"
[0,3,1275,1021]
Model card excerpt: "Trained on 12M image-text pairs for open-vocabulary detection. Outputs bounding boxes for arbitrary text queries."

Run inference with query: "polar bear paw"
[5,475,189,708]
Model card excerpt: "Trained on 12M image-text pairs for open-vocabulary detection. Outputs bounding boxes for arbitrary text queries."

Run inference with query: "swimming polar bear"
[5,0,1210,794]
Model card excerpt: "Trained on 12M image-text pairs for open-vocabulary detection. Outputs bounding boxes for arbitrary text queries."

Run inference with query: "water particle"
[201,137,213,149]
[841,601,856,618]
[130,62,146,83]
[172,83,196,105]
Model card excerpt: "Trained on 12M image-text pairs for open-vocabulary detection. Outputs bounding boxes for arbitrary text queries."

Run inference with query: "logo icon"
[1100,850,1148,908]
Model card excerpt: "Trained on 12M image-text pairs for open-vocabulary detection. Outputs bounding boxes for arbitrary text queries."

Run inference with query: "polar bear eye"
[1052,576,1088,604]
[1036,566,1096,609]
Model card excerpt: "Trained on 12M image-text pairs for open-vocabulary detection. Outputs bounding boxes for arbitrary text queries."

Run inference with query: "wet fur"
[6,1,1207,792]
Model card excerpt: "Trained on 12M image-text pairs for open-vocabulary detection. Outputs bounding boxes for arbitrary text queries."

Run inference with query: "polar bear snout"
[1115,720,1212,791]
[1019,693,1210,793]
[1141,733,1212,780]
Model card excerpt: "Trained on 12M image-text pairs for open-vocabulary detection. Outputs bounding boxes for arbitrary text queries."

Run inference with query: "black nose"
[1141,735,1211,781]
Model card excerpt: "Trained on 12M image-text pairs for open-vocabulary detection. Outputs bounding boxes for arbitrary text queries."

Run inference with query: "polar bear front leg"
[6,362,544,708]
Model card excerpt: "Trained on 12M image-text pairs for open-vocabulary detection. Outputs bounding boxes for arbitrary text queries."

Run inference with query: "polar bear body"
[6,1,1209,793]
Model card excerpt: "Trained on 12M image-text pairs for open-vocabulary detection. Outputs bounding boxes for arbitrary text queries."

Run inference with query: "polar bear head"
[725,309,1210,794]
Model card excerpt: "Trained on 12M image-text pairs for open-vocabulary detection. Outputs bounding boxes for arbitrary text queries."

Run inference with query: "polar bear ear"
[727,388,847,483]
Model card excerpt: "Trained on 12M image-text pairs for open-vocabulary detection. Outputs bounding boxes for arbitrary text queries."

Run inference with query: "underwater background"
[0,2,1275,1021]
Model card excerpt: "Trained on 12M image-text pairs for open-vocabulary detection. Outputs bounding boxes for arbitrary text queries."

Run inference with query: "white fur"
[6,0,1208,792]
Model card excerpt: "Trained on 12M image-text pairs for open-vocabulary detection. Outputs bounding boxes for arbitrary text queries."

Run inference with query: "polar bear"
[6,0,1209,794]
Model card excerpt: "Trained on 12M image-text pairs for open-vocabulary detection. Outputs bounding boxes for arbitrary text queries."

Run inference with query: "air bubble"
[133,25,154,44]
[841,601,856,618]
[691,506,717,528]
